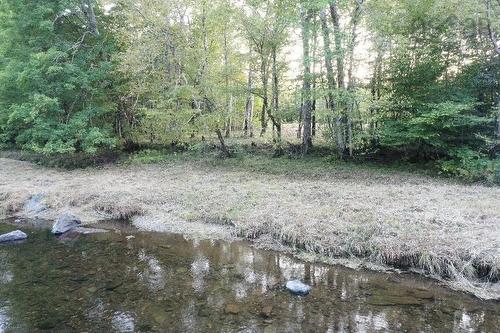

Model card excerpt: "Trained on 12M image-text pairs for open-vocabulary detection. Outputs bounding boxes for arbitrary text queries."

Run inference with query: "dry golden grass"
[0,156,499,299]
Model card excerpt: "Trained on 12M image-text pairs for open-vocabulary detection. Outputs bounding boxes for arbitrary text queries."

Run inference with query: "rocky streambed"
[0,218,499,332]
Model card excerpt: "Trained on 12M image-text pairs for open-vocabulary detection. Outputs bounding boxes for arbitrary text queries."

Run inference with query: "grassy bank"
[1,147,499,300]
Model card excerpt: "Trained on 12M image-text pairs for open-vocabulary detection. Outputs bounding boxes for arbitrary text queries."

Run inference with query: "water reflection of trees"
[0,230,498,332]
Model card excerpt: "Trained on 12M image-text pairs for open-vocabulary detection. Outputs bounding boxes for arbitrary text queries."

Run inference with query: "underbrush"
[0,149,119,169]
[438,148,499,184]
[2,139,498,185]
[120,142,442,182]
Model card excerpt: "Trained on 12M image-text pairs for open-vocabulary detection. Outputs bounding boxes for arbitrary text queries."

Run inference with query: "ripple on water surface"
[0,221,499,332]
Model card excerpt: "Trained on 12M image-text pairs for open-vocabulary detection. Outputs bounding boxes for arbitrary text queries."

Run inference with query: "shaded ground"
[0,156,499,299]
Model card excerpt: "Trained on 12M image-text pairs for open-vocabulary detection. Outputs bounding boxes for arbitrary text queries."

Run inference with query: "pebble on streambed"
[0,230,28,243]
[285,280,312,296]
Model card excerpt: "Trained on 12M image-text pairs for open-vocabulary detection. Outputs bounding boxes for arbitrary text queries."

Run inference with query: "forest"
[2,2,500,323]
[0,0,499,182]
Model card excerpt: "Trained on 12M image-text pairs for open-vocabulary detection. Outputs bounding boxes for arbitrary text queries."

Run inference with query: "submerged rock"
[0,230,28,243]
[263,325,277,333]
[225,303,240,315]
[366,294,426,306]
[52,213,81,234]
[72,227,109,235]
[261,305,273,318]
[285,280,312,296]
[57,227,109,240]
[150,304,169,324]
[23,194,47,215]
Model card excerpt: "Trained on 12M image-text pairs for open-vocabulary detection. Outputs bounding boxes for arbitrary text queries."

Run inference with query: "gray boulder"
[51,213,81,234]
[23,194,47,215]
[285,280,312,296]
[0,230,28,243]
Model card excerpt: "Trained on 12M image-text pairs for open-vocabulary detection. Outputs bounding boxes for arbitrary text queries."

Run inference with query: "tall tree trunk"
[260,57,269,136]
[329,2,347,156]
[329,1,344,89]
[225,95,233,138]
[495,91,500,156]
[347,1,363,90]
[271,47,281,141]
[484,0,500,155]
[312,113,316,136]
[496,105,500,156]
[244,56,254,137]
[223,28,232,138]
[345,0,364,157]
[320,10,344,154]
[301,7,313,154]
[311,24,318,137]
[199,4,227,156]
[369,46,383,144]
[298,97,303,139]
[347,114,353,157]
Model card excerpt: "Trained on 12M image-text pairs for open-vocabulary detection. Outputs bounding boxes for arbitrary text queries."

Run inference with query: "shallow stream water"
[0,220,499,332]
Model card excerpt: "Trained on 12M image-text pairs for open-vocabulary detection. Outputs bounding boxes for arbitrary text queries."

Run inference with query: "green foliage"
[114,0,248,146]
[0,0,118,155]
[125,149,170,165]
[0,149,119,169]
[438,148,499,183]
[0,0,498,184]
[380,102,491,156]
[366,0,499,181]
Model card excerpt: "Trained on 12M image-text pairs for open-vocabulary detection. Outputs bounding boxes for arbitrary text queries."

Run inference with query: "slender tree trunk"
[216,129,231,157]
[484,0,500,156]
[199,4,228,156]
[347,1,363,90]
[329,1,344,89]
[225,95,233,138]
[301,7,313,154]
[369,49,384,146]
[244,57,254,137]
[311,23,318,137]
[329,2,347,156]
[320,10,344,154]
[223,28,232,138]
[347,113,353,156]
[298,98,303,139]
[271,47,281,141]
[312,114,316,136]
[495,92,500,156]
[260,57,269,136]
[345,0,363,157]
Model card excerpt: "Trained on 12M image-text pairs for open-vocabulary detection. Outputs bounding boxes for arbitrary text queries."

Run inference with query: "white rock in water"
[0,230,28,243]
[286,280,312,295]
[52,213,81,234]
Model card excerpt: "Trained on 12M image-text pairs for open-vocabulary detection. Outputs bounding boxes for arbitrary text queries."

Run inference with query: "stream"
[0,219,499,332]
